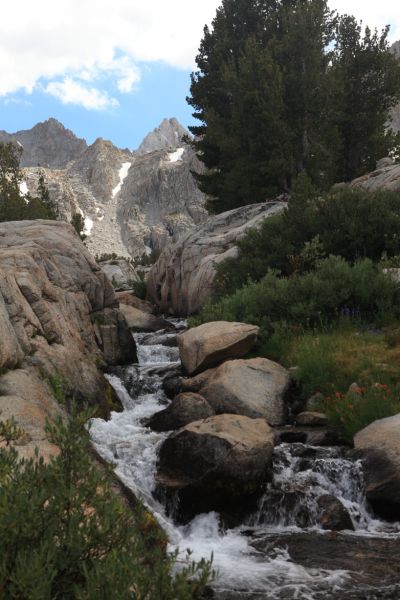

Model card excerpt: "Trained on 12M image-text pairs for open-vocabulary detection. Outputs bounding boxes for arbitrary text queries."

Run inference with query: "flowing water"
[90,323,400,599]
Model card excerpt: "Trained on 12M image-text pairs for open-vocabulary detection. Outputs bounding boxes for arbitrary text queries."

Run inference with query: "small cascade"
[251,444,379,532]
[90,321,400,599]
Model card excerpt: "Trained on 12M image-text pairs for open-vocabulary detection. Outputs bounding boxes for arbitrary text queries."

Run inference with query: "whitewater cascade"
[90,323,400,599]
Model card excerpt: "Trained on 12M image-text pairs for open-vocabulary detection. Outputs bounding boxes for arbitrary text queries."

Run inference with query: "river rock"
[147,200,286,315]
[197,358,289,426]
[156,414,275,520]
[295,412,329,427]
[178,321,260,375]
[119,303,172,332]
[354,414,400,519]
[146,393,215,432]
[317,495,354,531]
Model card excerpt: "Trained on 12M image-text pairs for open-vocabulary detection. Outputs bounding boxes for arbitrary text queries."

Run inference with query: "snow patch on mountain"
[168,148,184,163]
[112,162,132,198]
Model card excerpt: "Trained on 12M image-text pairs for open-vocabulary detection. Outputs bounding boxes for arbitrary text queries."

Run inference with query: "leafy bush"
[325,384,400,442]
[0,408,213,599]
[193,256,400,332]
[215,180,400,297]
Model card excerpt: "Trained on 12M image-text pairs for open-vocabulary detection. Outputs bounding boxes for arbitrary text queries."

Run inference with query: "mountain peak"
[0,118,87,168]
[137,117,189,155]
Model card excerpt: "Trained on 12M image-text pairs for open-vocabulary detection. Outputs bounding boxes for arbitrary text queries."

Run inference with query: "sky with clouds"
[1,0,399,149]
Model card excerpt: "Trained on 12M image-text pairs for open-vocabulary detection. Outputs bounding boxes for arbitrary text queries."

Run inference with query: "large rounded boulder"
[192,358,289,426]
[177,321,259,375]
[156,414,275,521]
[354,413,400,520]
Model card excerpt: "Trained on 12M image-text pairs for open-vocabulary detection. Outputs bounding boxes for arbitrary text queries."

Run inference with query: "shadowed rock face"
[147,200,286,315]
[0,118,87,168]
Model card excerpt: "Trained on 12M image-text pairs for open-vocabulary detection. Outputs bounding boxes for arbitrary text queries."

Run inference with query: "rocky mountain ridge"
[2,118,208,259]
[0,118,87,168]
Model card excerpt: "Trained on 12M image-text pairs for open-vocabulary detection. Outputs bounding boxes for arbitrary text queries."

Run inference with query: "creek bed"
[90,322,400,599]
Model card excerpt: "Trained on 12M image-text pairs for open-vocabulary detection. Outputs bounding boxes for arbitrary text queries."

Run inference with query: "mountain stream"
[90,322,400,599]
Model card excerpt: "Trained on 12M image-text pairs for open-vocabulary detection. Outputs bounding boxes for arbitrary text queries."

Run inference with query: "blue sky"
[1,0,399,150]
[1,63,196,150]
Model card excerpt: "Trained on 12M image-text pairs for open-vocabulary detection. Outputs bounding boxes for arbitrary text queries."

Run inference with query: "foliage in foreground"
[325,384,400,442]
[0,408,213,599]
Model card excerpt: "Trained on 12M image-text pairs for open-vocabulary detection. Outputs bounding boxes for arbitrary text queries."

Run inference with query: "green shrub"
[325,384,400,442]
[132,280,147,300]
[193,256,400,331]
[0,407,213,599]
[215,182,400,297]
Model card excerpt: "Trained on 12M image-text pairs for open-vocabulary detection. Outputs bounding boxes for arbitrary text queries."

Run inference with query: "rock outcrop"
[178,321,259,375]
[147,200,286,315]
[183,358,289,426]
[0,118,87,168]
[351,161,400,192]
[354,414,400,520]
[156,414,275,520]
[116,146,207,257]
[0,220,136,458]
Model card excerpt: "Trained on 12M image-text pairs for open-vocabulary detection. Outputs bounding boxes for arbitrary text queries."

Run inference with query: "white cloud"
[45,78,119,110]
[0,0,399,108]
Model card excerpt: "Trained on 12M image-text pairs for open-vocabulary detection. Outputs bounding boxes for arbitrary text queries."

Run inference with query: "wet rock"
[295,412,328,427]
[141,332,177,347]
[199,358,289,426]
[249,532,400,599]
[162,374,182,399]
[119,304,173,332]
[354,414,400,520]
[275,426,345,447]
[317,495,354,531]
[146,393,215,432]
[156,414,274,520]
[178,321,259,375]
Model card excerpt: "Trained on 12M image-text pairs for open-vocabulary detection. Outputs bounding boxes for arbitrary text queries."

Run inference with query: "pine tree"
[188,0,400,213]
[0,143,58,222]
[331,17,400,181]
